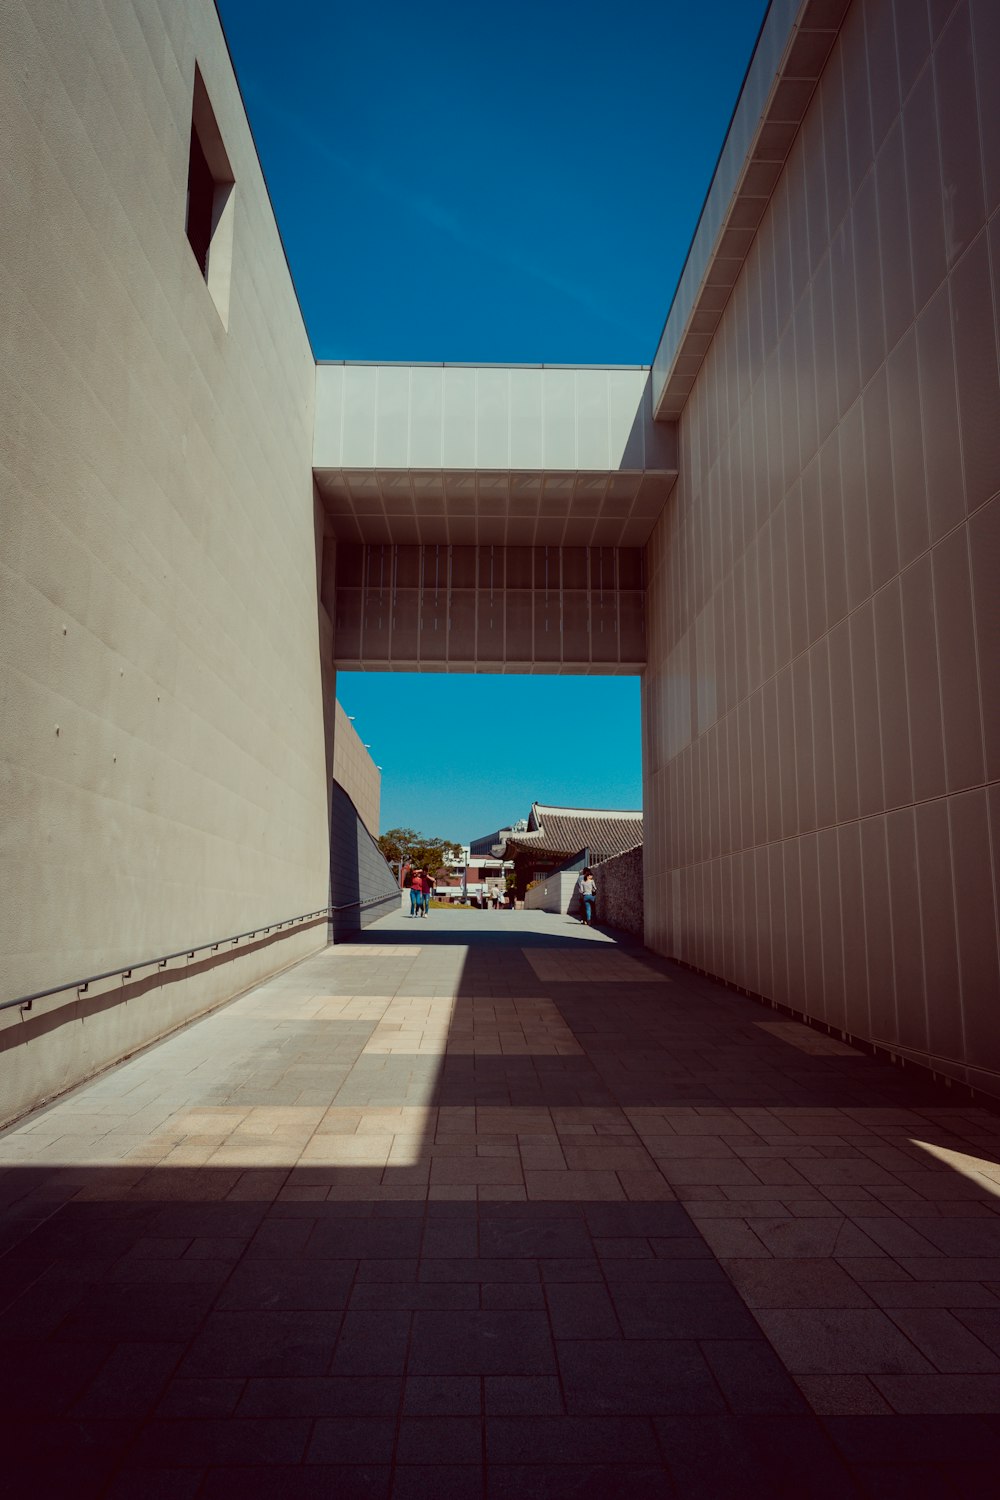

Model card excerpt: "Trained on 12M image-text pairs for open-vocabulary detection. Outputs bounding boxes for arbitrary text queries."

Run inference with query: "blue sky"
[217,0,767,835]
[337,673,643,845]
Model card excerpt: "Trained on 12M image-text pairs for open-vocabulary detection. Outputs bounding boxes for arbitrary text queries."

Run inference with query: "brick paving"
[2,909,1000,1498]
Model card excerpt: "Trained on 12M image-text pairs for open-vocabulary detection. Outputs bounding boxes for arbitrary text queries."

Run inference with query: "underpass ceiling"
[314,467,677,547]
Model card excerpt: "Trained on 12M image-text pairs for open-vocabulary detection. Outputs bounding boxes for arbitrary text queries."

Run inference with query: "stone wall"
[591,846,644,939]
[522,850,644,940]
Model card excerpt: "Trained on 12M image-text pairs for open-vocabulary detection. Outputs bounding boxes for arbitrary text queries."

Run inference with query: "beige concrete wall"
[0,0,330,1115]
[332,700,381,836]
[643,0,1000,1095]
[524,872,578,916]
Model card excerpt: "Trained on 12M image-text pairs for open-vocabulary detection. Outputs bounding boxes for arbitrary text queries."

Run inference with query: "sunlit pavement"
[2,909,999,1498]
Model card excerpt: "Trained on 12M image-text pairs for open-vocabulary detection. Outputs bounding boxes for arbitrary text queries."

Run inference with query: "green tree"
[377,827,463,879]
[376,827,419,866]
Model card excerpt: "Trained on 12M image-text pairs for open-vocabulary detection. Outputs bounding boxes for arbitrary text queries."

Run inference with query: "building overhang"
[314,363,677,547]
[651,0,851,419]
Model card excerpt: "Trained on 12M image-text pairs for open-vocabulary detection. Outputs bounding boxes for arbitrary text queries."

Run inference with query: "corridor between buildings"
[1,910,998,1499]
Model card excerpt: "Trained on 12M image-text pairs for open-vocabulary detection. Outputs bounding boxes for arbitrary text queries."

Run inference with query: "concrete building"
[2,0,999,1119]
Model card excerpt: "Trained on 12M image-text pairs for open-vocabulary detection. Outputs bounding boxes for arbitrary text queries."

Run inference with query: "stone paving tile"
[408,1310,557,1376]
[724,1258,878,1309]
[198,1466,392,1498]
[611,1278,761,1339]
[867,1373,1000,1414]
[3,910,1000,1494]
[489,1466,672,1499]
[752,1309,935,1374]
[486,1414,661,1463]
[655,1415,864,1499]
[881,1309,1000,1372]
[699,1339,811,1415]
[793,1376,893,1416]
[484,1376,565,1415]
[556,1337,726,1415]
[106,1469,206,1500]
[403,1376,481,1416]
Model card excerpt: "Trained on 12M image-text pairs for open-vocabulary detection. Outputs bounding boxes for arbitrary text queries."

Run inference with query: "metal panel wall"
[333,545,646,673]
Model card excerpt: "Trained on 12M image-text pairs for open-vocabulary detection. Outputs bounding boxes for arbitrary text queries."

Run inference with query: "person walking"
[577,867,598,926]
[409,868,425,917]
[423,870,435,915]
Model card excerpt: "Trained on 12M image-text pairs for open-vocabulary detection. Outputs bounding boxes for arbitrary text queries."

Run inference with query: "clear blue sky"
[217,0,767,834]
[337,673,643,844]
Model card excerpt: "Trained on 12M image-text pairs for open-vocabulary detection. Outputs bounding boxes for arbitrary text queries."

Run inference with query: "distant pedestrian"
[577,868,597,926]
[409,869,425,917]
[423,870,435,915]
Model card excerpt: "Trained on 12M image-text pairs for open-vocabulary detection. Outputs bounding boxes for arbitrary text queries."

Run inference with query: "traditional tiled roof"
[469,820,529,857]
[469,829,510,858]
[498,803,642,866]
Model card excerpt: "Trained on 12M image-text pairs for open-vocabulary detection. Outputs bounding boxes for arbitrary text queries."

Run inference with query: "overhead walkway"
[1,910,999,1498]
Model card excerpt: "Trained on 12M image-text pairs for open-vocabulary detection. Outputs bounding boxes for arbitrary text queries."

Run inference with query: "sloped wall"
[329,781,400,939]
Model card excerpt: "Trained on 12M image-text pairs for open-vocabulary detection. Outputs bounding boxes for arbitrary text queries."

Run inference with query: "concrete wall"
[315,363,676,473]
[0,0,331,1116]
[643,0,1000,1095]
[524,871,578,916]
[332,701,381,836]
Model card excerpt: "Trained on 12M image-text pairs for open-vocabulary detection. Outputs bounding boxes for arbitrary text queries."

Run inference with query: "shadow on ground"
[1,915,999,1499]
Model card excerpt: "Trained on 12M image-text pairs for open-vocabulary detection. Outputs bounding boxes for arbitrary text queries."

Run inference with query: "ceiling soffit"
[315,468,677,548]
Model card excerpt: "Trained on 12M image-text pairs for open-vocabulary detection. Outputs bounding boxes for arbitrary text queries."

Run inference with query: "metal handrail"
[1,892,398,1015]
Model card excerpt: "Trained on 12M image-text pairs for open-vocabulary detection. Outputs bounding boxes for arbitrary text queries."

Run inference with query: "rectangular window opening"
[185,66,235,327]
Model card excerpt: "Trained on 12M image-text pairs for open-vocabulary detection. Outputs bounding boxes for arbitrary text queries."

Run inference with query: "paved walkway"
[2,910,999,1498]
